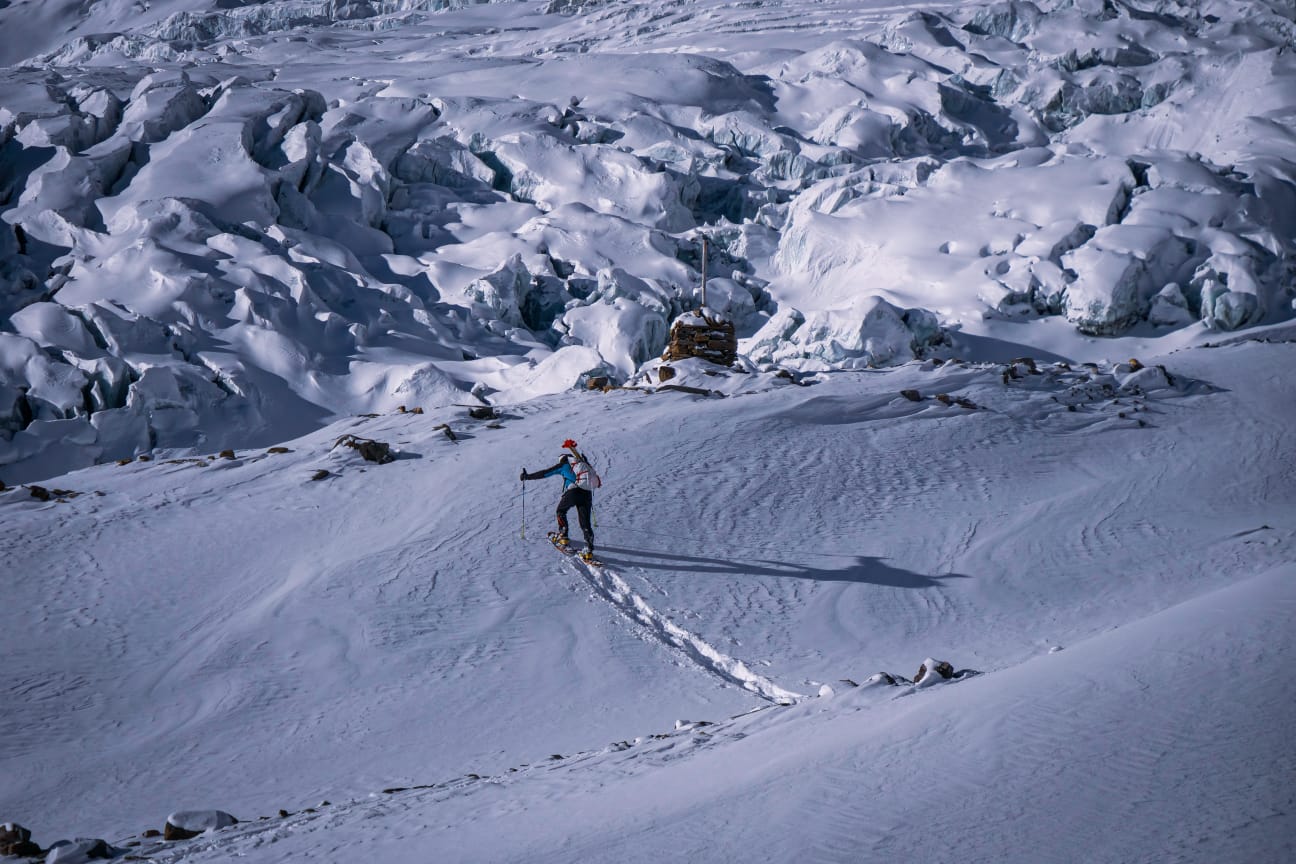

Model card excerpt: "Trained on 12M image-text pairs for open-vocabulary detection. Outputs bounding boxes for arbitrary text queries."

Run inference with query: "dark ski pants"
[556,487,594,552]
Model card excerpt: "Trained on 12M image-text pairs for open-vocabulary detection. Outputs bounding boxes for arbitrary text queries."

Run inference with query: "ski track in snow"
[562,554,804,704]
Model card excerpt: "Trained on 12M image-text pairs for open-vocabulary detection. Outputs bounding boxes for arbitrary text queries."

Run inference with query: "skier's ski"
[577,551,604,568]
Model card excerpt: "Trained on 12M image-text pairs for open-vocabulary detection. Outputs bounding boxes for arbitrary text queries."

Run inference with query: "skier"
[521,439,600,561]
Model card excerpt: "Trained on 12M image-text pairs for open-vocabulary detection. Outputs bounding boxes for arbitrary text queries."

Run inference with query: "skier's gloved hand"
[519,469,527,482]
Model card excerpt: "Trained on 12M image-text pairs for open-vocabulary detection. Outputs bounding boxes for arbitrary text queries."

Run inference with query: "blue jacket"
[524,456,578,489]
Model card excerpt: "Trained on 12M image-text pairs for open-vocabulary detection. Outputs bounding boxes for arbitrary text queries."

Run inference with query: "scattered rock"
[435,424,457,442]
[43,838,113,862]
[467,406,497,420]
[658,383,718,397]
[266,447,291,455]
[27,485,51,501]
[900,389,923,402]
[1,823,40,857]
[0,480,6,493]
[277,810,290,818]
[218,449,236,460]
[1009,356,1038,373]
[163,811,237,842]
[587,376,610,390]
[332,434,395,464]
[549,754,564,761]
[310,469,330,482]
[913,659,955,684]
[657,365,676,383]
[935,393,952,405]
[955,398,978,410]
[137,455,152,462]
[141,830,160,838]
[116,457,134,466]
[380,788,405,795]
[1127,357,1144,371]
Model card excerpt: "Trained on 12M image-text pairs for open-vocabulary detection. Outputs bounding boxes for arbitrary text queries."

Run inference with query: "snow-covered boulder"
[1193,255,1269,331]
[0,334,90,423]
[393,136,495,190]
[465,255,536,329]
[913,659,955,686]
[563,269,671,378]
[9,303,98,356]
[43,837,112,863]
[163,810,237,841]
[1147,283,1195,328]
[748,296,943,369]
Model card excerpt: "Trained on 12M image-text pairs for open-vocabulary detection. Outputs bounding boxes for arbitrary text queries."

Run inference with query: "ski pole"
[520,479,527,540]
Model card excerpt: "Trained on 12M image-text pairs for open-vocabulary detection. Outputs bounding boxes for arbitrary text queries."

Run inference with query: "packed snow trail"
[559,552,804,704]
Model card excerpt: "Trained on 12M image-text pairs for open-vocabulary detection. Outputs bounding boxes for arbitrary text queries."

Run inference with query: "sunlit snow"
[2,0,1294,861]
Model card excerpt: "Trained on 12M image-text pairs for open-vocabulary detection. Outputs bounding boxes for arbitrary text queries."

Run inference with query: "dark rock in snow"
[0,823,40,857]
[900,389,923,401]
[267,447,291,454]
[332,434,395,464]
[914,660,955,683]
[310,469,330,481]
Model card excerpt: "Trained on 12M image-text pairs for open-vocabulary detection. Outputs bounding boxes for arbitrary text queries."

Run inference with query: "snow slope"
[3,333,1294,859]
[2,0,1295,860]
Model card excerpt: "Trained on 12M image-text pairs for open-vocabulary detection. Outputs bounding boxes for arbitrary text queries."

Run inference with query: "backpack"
[571,454,601,491]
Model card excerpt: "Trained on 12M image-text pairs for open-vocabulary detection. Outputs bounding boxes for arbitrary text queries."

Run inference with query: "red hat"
[562,438,577,449]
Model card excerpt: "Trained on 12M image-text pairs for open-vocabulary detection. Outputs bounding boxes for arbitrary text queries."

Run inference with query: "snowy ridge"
[4,0,1296,482]
[565,554,804,704]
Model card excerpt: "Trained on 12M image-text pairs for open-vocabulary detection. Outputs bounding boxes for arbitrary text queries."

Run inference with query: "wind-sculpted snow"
[2,0,1294,482]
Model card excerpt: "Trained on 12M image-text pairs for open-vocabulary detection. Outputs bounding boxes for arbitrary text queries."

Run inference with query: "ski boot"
[579,549,602,566]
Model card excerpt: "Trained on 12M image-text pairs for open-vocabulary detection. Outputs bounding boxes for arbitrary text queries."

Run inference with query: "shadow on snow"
[595,544,970,588]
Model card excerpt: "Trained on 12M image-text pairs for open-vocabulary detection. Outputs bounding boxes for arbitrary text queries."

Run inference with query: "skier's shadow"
[595,545,969,588]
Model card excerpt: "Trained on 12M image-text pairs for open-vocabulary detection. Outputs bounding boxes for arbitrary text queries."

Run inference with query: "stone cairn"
[662,309,737,367]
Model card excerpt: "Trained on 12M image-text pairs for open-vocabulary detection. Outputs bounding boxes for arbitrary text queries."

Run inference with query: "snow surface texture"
[1,1,1295,861]
[2,0,1295,482]
[3,333,1294,861]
